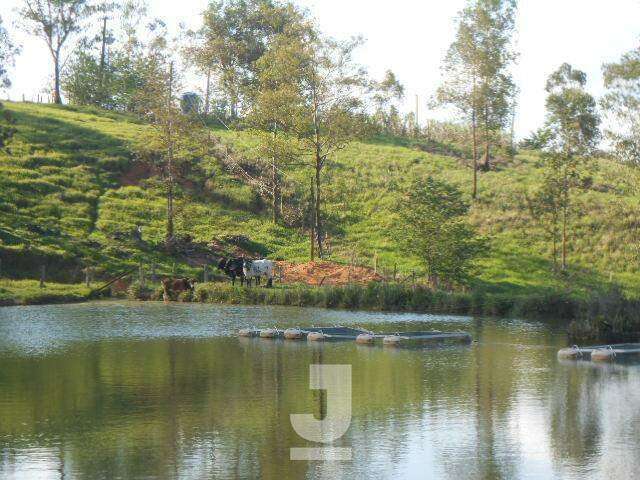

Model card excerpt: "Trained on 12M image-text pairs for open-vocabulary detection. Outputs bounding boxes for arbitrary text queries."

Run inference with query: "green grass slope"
[1,102,640,298]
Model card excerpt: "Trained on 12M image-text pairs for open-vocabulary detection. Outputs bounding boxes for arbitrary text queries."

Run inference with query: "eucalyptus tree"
[0,15,20,90]
[296,35,369,257]
[0,16,19,148]
[134,51,212,248]
[539,64,600,271]
[602,44,640,164]
[245,28,310,223]
[19,0,96,104]
[195,0,303,120]
[371,70,405,134]
[436,0,518,198]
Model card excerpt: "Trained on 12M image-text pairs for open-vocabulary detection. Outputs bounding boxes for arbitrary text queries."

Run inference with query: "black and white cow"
[243,259,274,287]
[217,257,246,286]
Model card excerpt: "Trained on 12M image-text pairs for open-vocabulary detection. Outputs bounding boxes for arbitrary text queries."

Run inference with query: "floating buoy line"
[558,343,640,362]
[238,326,472,347]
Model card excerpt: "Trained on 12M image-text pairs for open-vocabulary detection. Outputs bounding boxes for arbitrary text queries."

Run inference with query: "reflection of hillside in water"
[0,303,638,479]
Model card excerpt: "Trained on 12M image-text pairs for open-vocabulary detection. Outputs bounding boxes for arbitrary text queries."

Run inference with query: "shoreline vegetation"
[2,279,638,343]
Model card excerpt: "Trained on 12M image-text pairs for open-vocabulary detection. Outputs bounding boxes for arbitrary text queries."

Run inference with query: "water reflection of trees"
[0,322,638,479]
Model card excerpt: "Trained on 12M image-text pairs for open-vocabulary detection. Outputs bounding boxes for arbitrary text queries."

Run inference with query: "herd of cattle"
[217,258,275,287]
[161,257,275,299]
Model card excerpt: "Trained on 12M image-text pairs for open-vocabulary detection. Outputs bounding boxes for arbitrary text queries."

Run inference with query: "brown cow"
[161,277,196,302]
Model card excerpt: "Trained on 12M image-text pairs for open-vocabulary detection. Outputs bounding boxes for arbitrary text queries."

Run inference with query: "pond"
[0,301,638,479]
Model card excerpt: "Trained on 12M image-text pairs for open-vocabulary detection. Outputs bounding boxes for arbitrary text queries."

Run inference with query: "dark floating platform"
[558,344,640,362]
[238,326,472,346]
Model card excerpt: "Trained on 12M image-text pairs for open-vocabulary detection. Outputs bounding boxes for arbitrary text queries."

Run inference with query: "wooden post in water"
[40,265,46,288]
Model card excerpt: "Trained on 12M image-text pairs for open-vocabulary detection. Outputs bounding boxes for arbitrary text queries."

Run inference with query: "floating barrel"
[260,328,278,339]
[284,328,303,340]
[307,332,327,342]
[382,335,406,347]
[355,333,375,345]
[557,347,583,360]
[238,328,256,337]
[591,349,616,362]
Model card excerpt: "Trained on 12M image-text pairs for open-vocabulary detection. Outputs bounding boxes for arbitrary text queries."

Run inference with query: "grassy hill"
[1,101,640,299]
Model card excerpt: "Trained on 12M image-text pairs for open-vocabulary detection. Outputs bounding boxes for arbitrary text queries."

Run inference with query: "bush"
[127,282,154,301]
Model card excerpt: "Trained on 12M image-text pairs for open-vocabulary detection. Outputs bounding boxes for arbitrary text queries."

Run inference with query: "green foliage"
[602,44,640,164]
[436,0,518,171]
[0,279,90,306]
[397,177,487,286]
[3,102,640,302]
[0,15,19,89]
[530,64,601,270]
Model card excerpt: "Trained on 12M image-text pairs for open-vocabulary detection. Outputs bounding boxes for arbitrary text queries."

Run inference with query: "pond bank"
[3,279,638,343]
[0,280,92,307]
[140,282,639,343]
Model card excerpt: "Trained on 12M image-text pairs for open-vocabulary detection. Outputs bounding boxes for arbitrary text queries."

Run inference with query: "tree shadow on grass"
[472,249,615,296]
[8,108,132,163]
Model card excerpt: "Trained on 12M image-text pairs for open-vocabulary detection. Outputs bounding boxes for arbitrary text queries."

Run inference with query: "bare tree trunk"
[482,102,490,170]
[99,16,107,99]
[271,124,281,223]
[166,62,175,246]
[483,141,490,171]
[309,177,315,261]
[204,68,211,117]
[314,152,323,257]
[312,89,324,257]
[472,109,478,200]
[167,179,174,243]
[561,183,568,271]
[53,54,62,104]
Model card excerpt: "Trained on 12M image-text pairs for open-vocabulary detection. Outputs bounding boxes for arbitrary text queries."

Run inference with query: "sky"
[2,0,639,138]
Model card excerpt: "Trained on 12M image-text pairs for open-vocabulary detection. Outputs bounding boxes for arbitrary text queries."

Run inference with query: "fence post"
[40,265,46,288]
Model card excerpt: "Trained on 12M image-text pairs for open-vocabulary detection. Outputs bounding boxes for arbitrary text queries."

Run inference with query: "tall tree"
[0,15,20,148]
[246,31,308,223]
[436,0,517,198]
[20,0,95,104]
[0,15,20,90]
[134,54,211,247]
[538,64,600,271]
[296,35,368,257]
[371,70,405,134]
[196,0,303,119]
[602,44,640,164]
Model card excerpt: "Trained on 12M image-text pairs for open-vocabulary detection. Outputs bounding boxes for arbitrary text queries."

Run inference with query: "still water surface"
[0,301,638,479]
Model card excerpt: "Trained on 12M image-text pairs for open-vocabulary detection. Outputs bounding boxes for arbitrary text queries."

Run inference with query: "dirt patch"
[276,261,384,286]
[120,161,153,186]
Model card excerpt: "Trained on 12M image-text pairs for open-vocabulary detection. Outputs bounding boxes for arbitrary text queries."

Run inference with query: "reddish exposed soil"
[276,261,384,286]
